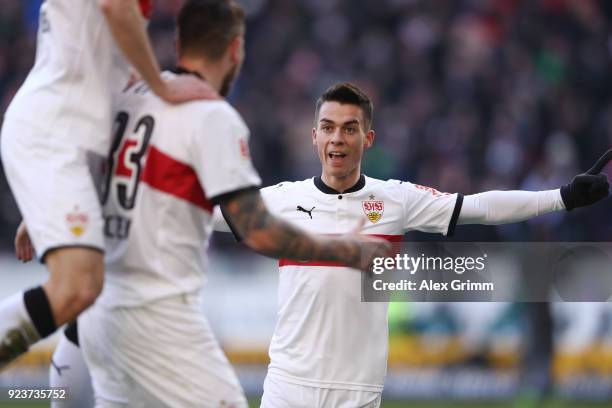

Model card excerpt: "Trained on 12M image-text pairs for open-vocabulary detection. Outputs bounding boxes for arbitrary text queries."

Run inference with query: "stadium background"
[1,0,612,406]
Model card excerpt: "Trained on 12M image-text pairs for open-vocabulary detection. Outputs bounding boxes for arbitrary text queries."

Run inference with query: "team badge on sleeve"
[66,206,89,237]
[362,200,384,223]
[239,139,250,159]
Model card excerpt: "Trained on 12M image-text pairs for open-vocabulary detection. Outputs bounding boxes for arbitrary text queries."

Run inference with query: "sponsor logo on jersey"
[66,207,89,237]
[362,200,384,223]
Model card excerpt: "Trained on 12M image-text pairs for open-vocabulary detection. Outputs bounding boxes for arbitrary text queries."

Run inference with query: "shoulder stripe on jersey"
[141,146,214,213]
[279,234,403,267]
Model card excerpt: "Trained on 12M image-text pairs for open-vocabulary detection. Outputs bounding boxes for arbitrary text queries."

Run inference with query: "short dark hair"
[178,0,245,61]
[315,83,374,130]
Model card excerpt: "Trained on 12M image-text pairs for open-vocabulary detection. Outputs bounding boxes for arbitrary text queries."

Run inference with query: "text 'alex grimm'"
[372,279,494,292]
[369,253,494,293]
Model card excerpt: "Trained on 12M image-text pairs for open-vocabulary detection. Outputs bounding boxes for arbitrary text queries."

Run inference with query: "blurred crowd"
[1,0,612,249]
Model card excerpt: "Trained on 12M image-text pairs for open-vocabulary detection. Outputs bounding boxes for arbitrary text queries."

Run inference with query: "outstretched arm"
[98,0,216,103]
[218,189,390,272]
[458,189,565,225]
[459,150,611,225]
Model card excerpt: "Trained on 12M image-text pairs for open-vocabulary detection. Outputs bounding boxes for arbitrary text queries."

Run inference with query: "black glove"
[560,150,612,211]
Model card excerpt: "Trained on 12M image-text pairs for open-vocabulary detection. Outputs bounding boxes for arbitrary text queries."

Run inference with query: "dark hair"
[314,82,374,130]
[178,0,245,61]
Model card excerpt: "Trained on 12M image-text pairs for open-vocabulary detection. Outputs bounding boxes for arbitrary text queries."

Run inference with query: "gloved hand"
[560,150,612,211]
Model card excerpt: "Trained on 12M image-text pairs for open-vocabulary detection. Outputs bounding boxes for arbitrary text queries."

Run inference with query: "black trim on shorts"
[446,194,464,237]
[39,245,105,265]
[64,321,79,347]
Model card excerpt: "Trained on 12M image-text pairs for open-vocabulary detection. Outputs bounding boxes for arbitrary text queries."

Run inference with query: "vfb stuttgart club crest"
[362,200,384,223]
[66,206,89,237]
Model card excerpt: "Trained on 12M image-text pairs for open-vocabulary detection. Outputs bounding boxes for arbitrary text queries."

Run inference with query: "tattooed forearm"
[220,190,361,265]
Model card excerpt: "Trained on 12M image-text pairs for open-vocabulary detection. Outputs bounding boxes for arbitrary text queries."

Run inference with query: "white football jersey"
[4,0,151,154]
[257,176,462,391]
[99,71,261,307]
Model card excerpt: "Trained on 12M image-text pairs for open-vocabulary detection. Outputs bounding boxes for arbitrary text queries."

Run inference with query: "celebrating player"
[220,83,610,407]
[0,0,216,370]
[9,1,390,406]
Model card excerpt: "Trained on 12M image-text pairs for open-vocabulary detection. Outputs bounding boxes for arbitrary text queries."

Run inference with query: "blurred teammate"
[0,0,215,370]
[14,1,390,406]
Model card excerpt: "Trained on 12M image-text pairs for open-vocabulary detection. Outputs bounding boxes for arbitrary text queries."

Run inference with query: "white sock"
[50,332,94,408]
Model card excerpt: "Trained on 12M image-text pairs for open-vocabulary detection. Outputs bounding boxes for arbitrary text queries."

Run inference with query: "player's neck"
[177,57,224,93]
[321,170,362,193]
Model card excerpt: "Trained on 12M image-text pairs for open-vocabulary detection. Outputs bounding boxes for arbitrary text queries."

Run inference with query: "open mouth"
[328,152,347,160]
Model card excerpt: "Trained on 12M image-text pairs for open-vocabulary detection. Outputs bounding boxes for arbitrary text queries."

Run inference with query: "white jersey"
[259,176,462,392]
[99,71,261,307]
[4,0,150,154]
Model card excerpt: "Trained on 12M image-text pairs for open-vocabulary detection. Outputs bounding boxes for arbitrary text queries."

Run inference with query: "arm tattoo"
[219,190,361,265]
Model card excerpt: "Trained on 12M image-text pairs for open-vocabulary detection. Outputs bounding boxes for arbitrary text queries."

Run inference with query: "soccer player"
[0,0,215,369]
[15,1,389,406]
[219,84,610,407]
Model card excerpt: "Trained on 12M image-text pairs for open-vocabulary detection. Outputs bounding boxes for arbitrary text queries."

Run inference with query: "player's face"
[312,101,374,181]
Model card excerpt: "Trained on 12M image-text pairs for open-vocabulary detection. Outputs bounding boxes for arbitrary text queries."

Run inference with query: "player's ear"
[312,127,317,146]
[228,36,242,65]
[364,129,375,149]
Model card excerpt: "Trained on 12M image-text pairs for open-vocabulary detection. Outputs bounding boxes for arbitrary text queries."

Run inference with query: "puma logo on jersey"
[297,206,315,219]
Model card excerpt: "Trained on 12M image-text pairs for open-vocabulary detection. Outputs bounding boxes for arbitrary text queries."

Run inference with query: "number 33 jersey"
[99,71,261,307]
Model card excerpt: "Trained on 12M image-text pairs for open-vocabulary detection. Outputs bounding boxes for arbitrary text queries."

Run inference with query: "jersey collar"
[171,66,204,80]
[313,174,366,194]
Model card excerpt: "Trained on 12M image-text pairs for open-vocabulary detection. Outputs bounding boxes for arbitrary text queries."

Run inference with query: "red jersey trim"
[279,234,403,267]
[141,145,214,213]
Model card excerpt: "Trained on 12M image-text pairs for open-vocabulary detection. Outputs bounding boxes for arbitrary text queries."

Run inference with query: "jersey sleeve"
[259,182,290,211]
[190,103,261,202]
[212,207,232,232]
[399,181,463,236]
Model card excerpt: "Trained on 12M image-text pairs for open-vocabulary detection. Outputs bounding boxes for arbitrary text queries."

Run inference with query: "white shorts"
[79,292,247,408]
[0,118,105,260]
[261,375,381,408]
